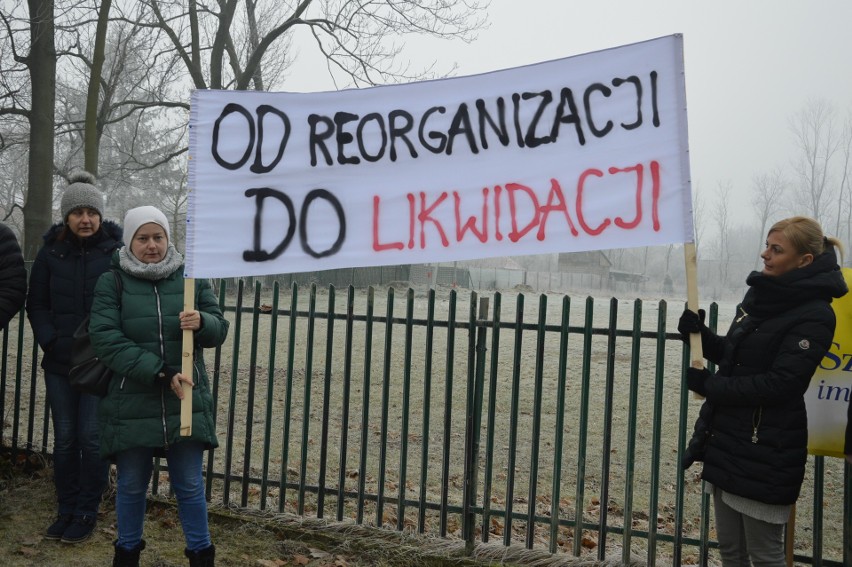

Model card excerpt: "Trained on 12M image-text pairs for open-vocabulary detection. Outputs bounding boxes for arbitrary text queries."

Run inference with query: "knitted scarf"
[118,244,184,281]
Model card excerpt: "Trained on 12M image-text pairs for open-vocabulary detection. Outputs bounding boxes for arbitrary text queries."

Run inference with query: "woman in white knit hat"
[89,205,228,567]
[26,171,123,543]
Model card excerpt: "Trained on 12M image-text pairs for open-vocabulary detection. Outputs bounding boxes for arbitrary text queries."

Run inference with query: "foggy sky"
[284,0,852,227]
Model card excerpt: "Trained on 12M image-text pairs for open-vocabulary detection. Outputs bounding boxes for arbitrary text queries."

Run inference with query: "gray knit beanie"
[60,171,104,222]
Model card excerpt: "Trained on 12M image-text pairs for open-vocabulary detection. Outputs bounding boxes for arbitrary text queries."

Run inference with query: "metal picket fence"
[2,280,850,566]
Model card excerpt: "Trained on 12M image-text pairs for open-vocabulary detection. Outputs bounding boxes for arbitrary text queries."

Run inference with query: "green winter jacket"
[89,252,229,459]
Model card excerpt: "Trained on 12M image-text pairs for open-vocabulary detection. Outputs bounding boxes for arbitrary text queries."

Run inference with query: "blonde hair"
[768,216,844,263]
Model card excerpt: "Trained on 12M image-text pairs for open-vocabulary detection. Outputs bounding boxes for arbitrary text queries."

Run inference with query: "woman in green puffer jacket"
[89,206,229,567]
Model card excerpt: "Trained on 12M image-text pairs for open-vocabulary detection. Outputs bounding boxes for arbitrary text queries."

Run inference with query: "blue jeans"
[115,442,211,552]
[44,371,108,518]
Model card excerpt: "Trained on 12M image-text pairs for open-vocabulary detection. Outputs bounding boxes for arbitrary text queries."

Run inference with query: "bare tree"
[47,2,193,213]
[141,0,488,91]
[834,112,852,250]
[789,99,840,226]
[0,143,29,233]
[244,0,269,90]
[78,0,112,174]
[3,0,490,251]
[3,1,164,249]
[0,1,57,257]
[750,169,787,269]
[712,182,732,292]
[0,11,31,230]
[24,0,57,257]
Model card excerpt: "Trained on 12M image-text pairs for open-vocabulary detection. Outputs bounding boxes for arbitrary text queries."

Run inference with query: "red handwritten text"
[373,160,661,251]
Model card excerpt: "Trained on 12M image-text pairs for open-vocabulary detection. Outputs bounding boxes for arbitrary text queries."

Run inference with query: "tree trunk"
[23,0,56,259]
[84,0,112,175]
[245,0,264,90]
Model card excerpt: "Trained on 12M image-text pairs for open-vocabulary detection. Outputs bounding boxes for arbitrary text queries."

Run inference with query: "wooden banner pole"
[684,243,704,369]
[180,278,195,436]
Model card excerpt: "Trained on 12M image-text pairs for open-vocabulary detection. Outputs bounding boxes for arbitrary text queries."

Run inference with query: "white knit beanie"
[123,206,170,244]
[61,171,104,222]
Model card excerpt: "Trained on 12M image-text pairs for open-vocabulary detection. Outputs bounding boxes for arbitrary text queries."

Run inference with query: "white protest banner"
[807,267,852,458]
[186,34,693,278]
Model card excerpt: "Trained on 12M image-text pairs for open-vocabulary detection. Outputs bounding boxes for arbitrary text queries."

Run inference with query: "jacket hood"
[41,219,123,246]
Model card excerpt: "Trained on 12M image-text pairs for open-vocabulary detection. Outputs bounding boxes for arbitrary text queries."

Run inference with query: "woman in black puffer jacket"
[26,171,123,544]
[679,216,847,567]
[0,222,26,328]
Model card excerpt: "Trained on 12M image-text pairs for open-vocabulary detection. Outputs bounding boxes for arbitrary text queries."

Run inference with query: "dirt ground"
[0,470,371,566]
[3,452,640,567]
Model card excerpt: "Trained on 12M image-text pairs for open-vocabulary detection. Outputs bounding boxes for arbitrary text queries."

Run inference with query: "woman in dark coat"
[89,205,228,567]
[0,222,26,328]
[26,171,123,543]
[679,216,847,566]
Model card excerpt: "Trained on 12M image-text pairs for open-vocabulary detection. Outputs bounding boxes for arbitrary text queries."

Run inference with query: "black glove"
[682,425,710,469]
[155,365,180,387]
[686,367,711,397]
[677,308,706,340]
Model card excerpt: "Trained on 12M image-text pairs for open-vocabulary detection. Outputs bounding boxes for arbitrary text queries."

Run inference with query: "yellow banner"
[806,267,852,457]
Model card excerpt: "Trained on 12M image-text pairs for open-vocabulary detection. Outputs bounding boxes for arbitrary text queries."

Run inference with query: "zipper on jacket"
[751,406,762,444]
[154,284,169,450]
[160,389,168,450]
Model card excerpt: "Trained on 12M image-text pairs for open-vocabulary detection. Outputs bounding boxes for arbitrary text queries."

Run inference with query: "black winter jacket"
[26,221,123,374]
[0,223,26,328]
[683,248,847,505]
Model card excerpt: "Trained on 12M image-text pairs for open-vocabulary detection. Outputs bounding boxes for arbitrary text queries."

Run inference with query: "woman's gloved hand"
[677,308,706,341]
[686,367,711,397]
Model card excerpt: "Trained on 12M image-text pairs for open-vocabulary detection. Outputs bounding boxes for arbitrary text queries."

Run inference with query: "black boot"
[185,543,215,567]
[112,540,145,567]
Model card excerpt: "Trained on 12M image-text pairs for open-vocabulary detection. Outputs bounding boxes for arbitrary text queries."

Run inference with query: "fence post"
[845,462,851,566]
[463,295,490,552]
